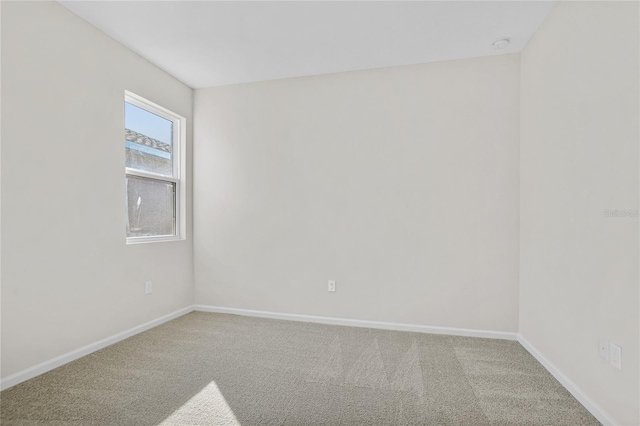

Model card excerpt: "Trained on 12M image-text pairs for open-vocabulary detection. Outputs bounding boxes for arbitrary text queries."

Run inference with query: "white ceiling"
[60,1,556,89]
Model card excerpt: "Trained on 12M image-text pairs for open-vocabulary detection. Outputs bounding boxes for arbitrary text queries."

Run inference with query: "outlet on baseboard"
[145,281,153,295]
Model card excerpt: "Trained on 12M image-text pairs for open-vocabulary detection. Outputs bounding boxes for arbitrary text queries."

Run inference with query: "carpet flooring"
[1,312,599,425]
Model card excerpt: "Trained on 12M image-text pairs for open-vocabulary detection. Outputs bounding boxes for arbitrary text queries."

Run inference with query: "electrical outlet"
[328,280,336,292]
[598,338,609,360]
[145,281,153,295]
[609,343,622,369]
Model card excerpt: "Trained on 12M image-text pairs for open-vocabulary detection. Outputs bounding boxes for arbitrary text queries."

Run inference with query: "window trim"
[125,91,186,245]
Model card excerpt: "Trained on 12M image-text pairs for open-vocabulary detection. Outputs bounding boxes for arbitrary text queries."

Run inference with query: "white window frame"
[125,91,186,244]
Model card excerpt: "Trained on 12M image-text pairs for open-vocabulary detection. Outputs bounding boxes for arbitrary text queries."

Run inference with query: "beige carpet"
[1,312,599,425]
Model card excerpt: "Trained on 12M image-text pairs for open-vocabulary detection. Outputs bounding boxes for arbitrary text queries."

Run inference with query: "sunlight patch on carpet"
[159,381,240,426]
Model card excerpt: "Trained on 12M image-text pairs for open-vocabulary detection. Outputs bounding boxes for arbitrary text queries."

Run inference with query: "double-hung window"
[125,91,185,243]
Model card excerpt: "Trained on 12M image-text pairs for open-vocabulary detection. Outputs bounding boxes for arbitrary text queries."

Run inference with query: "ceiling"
[60,1,556,89]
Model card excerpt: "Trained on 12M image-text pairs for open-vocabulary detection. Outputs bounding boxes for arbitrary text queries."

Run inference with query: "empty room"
[1,1,638,425]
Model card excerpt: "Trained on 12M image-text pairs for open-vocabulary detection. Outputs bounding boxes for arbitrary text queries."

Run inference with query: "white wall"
[1,2,193,379]
[194,55,520,332]
[519,2,639,425]
[5,2,636,423]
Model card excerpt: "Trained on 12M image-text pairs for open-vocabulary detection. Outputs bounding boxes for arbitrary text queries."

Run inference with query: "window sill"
[126,235,185,245]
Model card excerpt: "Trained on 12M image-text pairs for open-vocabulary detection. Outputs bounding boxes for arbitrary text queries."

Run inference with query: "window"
[125,91,185,243]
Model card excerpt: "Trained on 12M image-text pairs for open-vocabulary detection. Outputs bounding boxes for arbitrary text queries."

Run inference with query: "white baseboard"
[517,334,618,426]
[194,305,518,341]
[0,306,194,391]
[0,304,615,426]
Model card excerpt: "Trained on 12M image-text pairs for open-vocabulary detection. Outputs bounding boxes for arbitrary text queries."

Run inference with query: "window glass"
[125,102,173,176]
[126,175,175,238]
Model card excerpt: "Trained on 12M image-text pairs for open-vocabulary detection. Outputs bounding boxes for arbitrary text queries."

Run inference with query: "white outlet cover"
[145,281,153,294]
[609,343,622,369]
[598,338,609,360]
[328,280,336,292]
